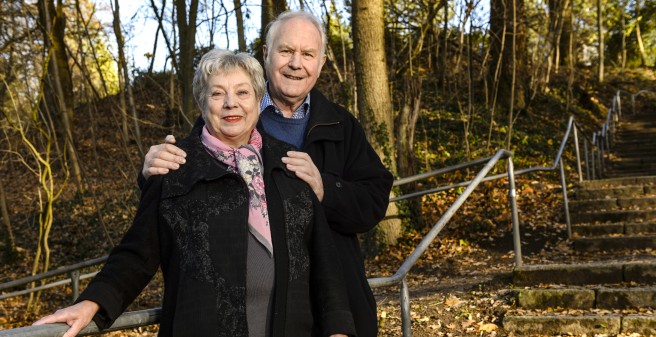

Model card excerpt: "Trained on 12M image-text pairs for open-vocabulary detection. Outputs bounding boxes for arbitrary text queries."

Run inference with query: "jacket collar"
[304,88,344,144]
[163,118,295,198]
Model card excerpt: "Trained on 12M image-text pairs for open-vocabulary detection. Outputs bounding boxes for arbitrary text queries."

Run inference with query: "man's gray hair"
[265,10,327,58]
[193,49,266,116]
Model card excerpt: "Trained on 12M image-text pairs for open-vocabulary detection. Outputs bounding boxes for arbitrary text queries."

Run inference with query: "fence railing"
[3,90,650,336]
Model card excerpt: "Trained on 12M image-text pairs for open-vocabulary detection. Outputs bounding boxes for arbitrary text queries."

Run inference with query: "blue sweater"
[259,107,311,149]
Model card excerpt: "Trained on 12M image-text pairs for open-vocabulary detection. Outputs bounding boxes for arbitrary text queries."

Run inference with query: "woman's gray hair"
[265,10,327,60]
[193,49,266,115]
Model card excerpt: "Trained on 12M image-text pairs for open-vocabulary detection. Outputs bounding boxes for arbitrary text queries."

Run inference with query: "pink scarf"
[201,126,273,255]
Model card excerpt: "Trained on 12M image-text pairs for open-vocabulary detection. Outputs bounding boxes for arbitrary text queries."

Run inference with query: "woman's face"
[204,69,260,148]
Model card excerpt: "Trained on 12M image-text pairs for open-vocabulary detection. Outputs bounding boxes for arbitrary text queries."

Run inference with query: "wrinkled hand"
[281,151,324,201]
[142,135,187,179]
[32,300,100,337]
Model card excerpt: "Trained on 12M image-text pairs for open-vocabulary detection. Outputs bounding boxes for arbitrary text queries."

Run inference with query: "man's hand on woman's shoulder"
[143,135,187,179]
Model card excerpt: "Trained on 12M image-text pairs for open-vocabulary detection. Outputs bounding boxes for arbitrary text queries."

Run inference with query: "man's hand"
[33,300,100,337]
[282,151,324,201]
[142,135,187,179]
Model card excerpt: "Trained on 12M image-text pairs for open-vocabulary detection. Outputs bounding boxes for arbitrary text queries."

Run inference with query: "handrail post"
[559,158,572,239]
[573,125,583,182]
[70,270,80,302]
[598,133,604,178]
[584,138,590,180]
[400,277,412,337]
[508,158,523,266]
[616,90,622,119]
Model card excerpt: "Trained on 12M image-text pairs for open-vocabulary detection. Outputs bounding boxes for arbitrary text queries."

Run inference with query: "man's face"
[264,17,326,114]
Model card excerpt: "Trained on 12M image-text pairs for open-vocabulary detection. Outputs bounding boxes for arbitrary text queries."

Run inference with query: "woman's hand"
[33,300,100,337]
[143,135,187,179]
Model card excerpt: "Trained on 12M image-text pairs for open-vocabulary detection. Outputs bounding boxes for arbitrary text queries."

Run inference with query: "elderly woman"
[34,49,355,337]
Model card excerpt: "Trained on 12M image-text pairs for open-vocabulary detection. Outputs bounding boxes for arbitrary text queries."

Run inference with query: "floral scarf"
[201,126,273,255]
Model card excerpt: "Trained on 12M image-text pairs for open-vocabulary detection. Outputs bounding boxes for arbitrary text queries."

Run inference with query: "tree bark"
[489,0,527,112]
[352,0,401,252]
[233,0,247,51]
[175,0,199,130]
[257,0,287,63]
[112,0,144,157]
[37,0,84,193]
[0,178,15,255]
[597,0,604,82]
[634,0,648,67]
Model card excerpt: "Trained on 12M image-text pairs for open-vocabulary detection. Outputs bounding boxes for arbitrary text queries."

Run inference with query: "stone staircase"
[503,176,656,336]
[605,105,656,178]
[502,105,656,335]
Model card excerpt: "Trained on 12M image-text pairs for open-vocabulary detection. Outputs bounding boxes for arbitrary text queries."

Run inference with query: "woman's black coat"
[79,123,356,337]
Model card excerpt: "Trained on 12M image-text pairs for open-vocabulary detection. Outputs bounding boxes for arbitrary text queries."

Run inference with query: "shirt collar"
[260,87,311,119]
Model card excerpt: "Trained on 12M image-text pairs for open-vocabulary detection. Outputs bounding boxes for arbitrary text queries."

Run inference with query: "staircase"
[502,105,656,336]
[605,104,656,178]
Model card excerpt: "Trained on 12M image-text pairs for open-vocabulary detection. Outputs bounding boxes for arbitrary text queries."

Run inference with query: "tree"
[352,0,401,251]
[0,177,15,256]
[489,0,528,148]
[597,0,604,82]
[111,0,144,156]
[175,0,199,129]
[256,0,287,63]
[37,0,84,192]
[233,0,247,51]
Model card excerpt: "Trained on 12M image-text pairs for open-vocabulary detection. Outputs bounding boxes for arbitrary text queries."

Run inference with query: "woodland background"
[0,0,655,335]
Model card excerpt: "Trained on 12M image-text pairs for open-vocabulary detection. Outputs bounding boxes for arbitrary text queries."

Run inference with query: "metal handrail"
[586,89,655,179]
[3,98,632,336]
[369,149,518,337]
[0,149,521,337]
[0,309,161,337]
[0,256,107,301]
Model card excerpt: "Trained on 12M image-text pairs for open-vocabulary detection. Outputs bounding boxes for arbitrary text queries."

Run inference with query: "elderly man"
[142,10,393,337]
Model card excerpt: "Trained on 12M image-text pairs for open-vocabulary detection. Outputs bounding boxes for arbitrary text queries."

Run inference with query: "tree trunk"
[37,0,84,193]
[175,0,199,130]
[112,0,144,157]
[620,1,626,70]
[0,178,15,255]
[233,0,247,51]
[352,0,401,252]
[597,0,604,82]
[257,0,287,63]
[634,0,648,67]
[559,0,572,67]
[489,0,527,113]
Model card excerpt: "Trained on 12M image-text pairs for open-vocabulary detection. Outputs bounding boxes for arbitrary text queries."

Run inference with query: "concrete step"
[609,157,656,165]
[608,162,656,171]
[570,209,656,224]
[572,222,656,236]
[569,196,656,212]
[574,185,653,200]
[573,234,656,252]
[605,170,656,178]
[513,261,656,286]
[503,314,656,336]
[514,286,656,309]
[576,176,656,189]
[610,149,656,157]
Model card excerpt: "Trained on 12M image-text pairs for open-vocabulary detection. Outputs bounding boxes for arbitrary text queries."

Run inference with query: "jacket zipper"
[305,121,340,139]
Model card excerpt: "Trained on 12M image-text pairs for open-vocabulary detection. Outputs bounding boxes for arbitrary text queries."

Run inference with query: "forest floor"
[1,68,655,336]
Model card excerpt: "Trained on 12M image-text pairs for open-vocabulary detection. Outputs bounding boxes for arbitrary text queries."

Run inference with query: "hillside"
[1,67,655,336]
